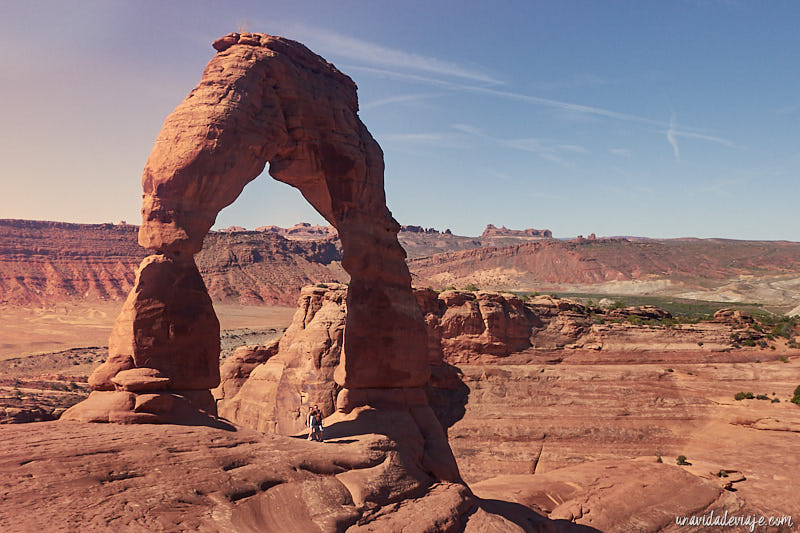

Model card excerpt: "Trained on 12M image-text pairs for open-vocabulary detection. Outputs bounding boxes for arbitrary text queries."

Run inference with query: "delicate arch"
[138,33,428,391]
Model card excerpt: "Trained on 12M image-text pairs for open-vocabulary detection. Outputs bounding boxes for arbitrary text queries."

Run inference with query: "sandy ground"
[0,302,295,360]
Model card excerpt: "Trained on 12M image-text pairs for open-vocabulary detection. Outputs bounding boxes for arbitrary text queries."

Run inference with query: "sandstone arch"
[63,33,430,422]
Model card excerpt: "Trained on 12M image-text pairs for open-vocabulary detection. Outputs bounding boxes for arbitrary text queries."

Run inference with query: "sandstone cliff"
[5,219,800,308]
[0,219,345,306]
[409,237,800,304]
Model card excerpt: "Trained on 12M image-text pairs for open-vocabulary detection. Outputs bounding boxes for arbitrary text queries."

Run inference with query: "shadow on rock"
[478,498,603,533]
[427,363,470,434]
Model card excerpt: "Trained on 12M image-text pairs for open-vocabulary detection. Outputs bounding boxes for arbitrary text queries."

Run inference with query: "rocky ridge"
[0,219,346,306]
[5,219,800,308]
[409,238,800,306]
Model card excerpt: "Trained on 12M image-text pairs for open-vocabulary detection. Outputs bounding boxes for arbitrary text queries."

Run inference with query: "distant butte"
[481,223,553,238]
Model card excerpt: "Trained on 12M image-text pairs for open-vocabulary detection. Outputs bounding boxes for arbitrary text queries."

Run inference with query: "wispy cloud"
[499,138,589,165]
[360,92,440,111]
[348,65,742,154]
[377,133,446,143]
[449,123,586,165]
[558,144,590,154]
[528,73,616,91]
[470,85,667,127]
[610,148,632,157]
[287,26,501,85]
[671,130,741,149]
[451,123,484,136]
[667,112,680,161]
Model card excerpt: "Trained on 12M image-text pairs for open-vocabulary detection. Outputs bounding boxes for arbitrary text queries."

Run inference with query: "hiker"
[307,405,324,442]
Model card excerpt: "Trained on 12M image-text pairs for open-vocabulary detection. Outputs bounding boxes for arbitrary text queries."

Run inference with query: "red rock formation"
[7,218,800,307]
[217,287,545,434]
[255,222,338,240]
[65,33,452,487]
[215,284,347,433]
[133,32,428,394]
[481,224,553,238]
[63,254,221,422]
[0,219,143,305]
[87,255,220,392]
[0,219,345,306]
[197,231,345,305]
[408,237,800,292]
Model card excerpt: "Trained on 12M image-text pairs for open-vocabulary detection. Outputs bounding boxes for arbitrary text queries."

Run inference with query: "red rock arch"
[67,33,429,423]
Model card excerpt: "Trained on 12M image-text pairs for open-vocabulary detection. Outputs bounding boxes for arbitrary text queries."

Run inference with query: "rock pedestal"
[63,255,220,423]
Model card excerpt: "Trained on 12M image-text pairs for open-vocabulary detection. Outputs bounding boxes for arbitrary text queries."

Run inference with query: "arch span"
[66,33,430,422]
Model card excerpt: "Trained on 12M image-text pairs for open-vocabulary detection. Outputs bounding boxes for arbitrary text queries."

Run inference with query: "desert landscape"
[2,3,800,533]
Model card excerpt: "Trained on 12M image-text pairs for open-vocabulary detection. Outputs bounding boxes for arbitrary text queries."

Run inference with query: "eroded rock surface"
[215,284,347,434]
[0,421,559,532]
[63,254,221,423]
[219,284,800,527]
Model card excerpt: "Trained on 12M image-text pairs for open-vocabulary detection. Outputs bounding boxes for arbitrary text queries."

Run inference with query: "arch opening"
[211,163,328,232]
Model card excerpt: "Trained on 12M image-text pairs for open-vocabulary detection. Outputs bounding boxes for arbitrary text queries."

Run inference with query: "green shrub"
[666,368,674,373]
[676,455,690,466]
[463,283,479,292]
[443,286,456,291]
[697,341,704,347]
[774,324,792,339]
[779,355,789,363]
[756,394,770,400]
[792,385,800,406]
[656,454,663,463]
[771,397,780,403]
[742,339,756,347]
[734,391,754,401]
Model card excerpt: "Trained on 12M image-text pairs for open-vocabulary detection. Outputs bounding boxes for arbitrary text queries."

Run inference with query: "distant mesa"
[253,222,338,240]
[401,224,445,234]
[216,222,339,240]
[481,224,552,239]
[218,225,247,233]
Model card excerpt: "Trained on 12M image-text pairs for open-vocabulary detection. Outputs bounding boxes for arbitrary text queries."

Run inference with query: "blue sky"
[1,1,798,240]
